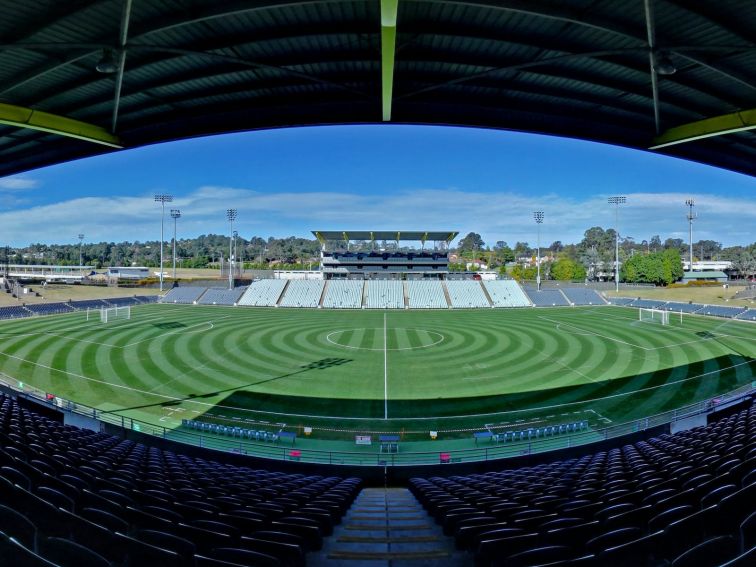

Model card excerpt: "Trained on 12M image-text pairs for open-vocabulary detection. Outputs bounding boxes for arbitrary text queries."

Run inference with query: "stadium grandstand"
[445,280,491,308]
[524,287,571,307]
[561,287,607,306]
[278,280,325,308]
[407,280,449,309]
[313,231,457,279]
[0,1,754,565]
[484,280,532,308]
[160,286,207,305]
[321,279,364,309]
[197,287,246,306]
[237,280,287,307]
[364,280,405,309]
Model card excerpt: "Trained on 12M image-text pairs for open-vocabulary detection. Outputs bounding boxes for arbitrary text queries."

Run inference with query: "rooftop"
[313,231,458,243]
[0,1,755,177]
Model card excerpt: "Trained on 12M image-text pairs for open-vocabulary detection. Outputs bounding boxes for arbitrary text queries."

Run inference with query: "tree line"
[6,228,755,283]
[454,228,755,283]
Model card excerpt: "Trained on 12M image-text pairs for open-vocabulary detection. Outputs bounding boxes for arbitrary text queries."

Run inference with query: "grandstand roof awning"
[312,231,458,244]
[1,1,756,177]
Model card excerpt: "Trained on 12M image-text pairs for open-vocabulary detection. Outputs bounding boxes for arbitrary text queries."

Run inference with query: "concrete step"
[309,487,468,567]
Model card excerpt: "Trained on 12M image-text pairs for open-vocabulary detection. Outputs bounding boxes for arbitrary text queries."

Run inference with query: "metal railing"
[1,372,752,467]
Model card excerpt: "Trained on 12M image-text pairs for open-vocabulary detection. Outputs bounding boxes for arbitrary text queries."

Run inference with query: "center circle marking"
[326,328,445,351]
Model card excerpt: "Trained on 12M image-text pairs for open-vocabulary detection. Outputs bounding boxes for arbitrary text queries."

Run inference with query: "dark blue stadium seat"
[38,537,110,567]
[210,547,281,566]
[0,504,37,552]
[116,531,183,566]
[57,508,126,564]
[136,529,196,565]
[0,531,57,567]
[671,535,738,567]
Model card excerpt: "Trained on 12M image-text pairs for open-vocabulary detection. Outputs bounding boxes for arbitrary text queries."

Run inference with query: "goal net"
[100,305,131,323]
[639,308,669,326]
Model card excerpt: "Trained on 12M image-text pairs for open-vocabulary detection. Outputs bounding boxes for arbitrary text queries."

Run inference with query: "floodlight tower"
[533,211,544,291]
[608,196,626,292]
[233,230,239,277]
[170,209,181,279]
[226,209,237,290]
[685,198,696,272]
[78,234,84,275]
[154,194,173,291]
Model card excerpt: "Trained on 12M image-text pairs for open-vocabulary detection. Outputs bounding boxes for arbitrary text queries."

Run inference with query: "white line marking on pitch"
[325,328,445,351]
[0,350,752,422]
[586,408,613,424]
[537,315,731,351]
[384,312,388,421]
[545,355,602,384]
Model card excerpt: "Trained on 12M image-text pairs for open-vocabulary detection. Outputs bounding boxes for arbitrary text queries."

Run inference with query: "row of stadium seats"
[445,281,491,308]
[0,296,156,320]
[523,287,571,307]
[237,280,287,307]
[561,288,607,306]
[736,309,756,321]
[0,305,32,319]
[0,392,754,566]
[160,286,208,304]
[407,280,449,308]
[410,404,756,566]
[493,421,590,443]
[320,279,363,309]
[159,281,616,310]
[24,303,75,315]
[364,280,404,309]
[182,420,281,443]
[485,280,533,307]
[278,280,324,308]
[0,394,361,566]
[610,297,751,320]
[197,287,246,306]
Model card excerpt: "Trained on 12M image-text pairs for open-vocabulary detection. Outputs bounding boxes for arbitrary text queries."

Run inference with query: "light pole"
[533,211,544,291]
[686,198,696,272]
[170,209,181,280]
[154,194,173,291]
[78,234,84,275]
[233,230,238,278]
[608,196,626,292]
[226,209,237,290]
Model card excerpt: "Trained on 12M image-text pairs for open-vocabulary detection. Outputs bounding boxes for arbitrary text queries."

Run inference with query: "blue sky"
[0,125,754,248]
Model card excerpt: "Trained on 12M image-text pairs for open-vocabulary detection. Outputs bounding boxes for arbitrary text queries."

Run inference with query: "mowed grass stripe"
[0,304,753,427]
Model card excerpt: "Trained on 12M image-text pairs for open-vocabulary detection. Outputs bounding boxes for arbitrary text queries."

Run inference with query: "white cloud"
[0,186,753,247]
[0,176,39,191]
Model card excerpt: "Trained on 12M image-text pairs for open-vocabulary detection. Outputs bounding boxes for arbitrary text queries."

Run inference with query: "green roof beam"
[650,108,756,149]
[381,0,399,121]
[0,102,121,148]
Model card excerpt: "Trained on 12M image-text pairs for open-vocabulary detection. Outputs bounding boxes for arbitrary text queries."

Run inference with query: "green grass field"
[0,304,753,443]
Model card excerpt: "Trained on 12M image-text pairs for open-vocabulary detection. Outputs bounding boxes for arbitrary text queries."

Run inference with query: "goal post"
[100,305,131,323]
[638,307,669,326]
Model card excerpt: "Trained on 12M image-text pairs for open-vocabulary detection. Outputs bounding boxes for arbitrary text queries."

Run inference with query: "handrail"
[1,372,751,467]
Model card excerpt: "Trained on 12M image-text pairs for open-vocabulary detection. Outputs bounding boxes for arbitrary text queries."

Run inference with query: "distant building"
[681,271,728,284]
[106,267,150,280]
[682,260,733,271]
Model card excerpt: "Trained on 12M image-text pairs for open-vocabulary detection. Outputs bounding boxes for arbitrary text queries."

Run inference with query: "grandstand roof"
[313,230,458,243]
[1,1,756,177]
